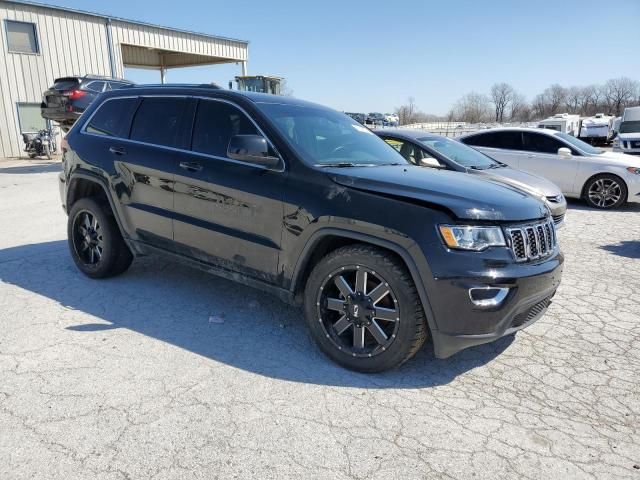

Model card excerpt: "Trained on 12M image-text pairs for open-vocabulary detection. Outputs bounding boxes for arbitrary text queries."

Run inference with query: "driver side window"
[384,138,421,165]
[522,132,567,155]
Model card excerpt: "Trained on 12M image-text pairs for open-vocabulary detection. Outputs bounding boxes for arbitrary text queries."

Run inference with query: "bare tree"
[451,92,491,123]
[395,96,418,125]
[603,77,639,116]
[509,92,530,122]
[547,84,568,114]
[564,86,583,113]
[490,83,515,123]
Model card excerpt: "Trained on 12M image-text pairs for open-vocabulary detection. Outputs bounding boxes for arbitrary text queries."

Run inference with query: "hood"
[327,165,549,222]
[597,151,640,165]
[470,166,562,199]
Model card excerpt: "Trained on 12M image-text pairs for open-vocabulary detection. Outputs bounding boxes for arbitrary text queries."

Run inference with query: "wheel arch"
[66,171,133,250]
[290,228,439,335]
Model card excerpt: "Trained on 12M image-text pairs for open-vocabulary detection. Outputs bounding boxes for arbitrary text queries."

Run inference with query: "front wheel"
[584,174,627,209]
[303,244,428,372]
[44,144,51,159]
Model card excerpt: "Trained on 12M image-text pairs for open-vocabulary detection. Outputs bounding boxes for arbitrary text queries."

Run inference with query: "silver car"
[376,129,567,226]
[460,127,640,209]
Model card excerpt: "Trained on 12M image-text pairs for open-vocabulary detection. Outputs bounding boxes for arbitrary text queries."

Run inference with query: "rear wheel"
[584,174,627,209]
[304,244,427,372]
[67,197,133,278]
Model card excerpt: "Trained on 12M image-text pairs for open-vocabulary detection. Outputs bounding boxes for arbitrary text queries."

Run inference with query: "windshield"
[418,136,498,169]
[620,121,640,134]
[257,103,407,166]
[554,132,602,154]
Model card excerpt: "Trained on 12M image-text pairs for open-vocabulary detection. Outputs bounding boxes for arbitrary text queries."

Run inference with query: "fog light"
[468,287,510,308]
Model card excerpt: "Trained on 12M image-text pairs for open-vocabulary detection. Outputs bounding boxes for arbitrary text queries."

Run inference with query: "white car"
[460,127,640,209]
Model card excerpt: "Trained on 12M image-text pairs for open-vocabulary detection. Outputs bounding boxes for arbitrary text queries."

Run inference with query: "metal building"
[0,0,249,157]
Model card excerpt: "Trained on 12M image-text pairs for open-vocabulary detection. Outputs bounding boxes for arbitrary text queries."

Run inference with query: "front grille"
[552,213,565,225]
[506,219,556,262]
[512,296,553,327]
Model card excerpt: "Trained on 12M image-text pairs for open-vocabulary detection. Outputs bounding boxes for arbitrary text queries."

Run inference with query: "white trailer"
[537,113,581,136]
[579,113,614,145]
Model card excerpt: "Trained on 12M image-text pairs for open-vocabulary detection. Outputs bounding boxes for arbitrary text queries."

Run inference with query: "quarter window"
[522,132,565,154]
[84,81,106,93]
[86,98,139,138]
[6,20,38,54]
[191,100,260,158]
[130,98,191,148]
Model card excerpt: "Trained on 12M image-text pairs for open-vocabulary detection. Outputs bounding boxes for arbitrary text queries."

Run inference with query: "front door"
[172,98,285,281]
[520,132,579,193]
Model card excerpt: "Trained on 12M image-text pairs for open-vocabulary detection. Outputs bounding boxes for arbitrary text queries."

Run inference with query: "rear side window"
[522,132,565,154]
[130,97,191,148]
[191,100,260,158]
[85,97,139,138]
[107,81,130,90]
[463,131,522,150]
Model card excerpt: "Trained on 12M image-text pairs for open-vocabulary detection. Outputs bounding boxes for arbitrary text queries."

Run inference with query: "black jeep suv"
[59,85,563,372]
[41,75,134,130]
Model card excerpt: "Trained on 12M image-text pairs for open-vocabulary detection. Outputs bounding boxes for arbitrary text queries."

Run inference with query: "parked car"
[376,129,567,226]
[344,112,366,125]
[613,106,640,156]
[59,86,563,372]
[460,127,640,209]
[385,113,399,126]
[41,75,134,130]
[366,112,386,126]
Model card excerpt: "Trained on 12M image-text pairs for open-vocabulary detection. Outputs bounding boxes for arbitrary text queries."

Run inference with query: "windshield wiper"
[315,162,369,168]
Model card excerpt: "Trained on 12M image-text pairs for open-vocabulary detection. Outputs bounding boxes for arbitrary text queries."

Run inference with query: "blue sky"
[44,0,640,115]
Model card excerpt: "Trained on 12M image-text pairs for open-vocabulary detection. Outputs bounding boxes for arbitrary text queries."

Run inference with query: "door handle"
[109,146,126,156]
[179,161,203,172]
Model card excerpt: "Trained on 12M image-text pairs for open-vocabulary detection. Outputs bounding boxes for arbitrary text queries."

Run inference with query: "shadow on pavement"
[0,240,513,388]
[0,162,61,174]
[600,241,640,259]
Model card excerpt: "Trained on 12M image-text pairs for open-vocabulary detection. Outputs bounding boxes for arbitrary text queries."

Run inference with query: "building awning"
[121,44,241,70]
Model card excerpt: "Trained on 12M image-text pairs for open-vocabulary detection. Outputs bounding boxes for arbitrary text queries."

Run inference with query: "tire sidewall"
[304,249,423,372]
[67,198,120,278]
[585,174,627,209]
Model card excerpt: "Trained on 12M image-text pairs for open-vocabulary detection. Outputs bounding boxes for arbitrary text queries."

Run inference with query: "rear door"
[172,98,285,280]
[520,132,578,192]
[116,96,194,247]
[462,131,526,167]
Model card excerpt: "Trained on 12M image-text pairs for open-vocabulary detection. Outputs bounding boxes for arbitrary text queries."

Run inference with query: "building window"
[5,20,39,54]
[17,103,46,133]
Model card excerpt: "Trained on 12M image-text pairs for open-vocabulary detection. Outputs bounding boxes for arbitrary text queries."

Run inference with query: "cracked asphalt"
[0,158,639,479]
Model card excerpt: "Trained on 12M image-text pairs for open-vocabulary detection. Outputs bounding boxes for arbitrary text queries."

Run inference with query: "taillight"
[66,89,86,100]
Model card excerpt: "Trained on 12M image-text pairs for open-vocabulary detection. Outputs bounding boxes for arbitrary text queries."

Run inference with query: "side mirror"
[558,147,572,158]
[420,158,445,168]
[227,134,281,168]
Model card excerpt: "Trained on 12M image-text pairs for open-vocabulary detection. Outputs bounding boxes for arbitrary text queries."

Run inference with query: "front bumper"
[428,252,564,358]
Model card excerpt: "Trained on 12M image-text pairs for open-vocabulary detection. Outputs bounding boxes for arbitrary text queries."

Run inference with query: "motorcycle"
[22,127,56,159]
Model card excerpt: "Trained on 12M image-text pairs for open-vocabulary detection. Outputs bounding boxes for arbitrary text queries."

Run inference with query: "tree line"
[395,77,640,125]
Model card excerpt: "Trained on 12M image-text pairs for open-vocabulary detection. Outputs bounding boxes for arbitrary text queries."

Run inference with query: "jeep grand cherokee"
[58,85,563,372]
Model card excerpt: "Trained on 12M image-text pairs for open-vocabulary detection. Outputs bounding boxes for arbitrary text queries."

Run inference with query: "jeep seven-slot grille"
[506,219,556,262]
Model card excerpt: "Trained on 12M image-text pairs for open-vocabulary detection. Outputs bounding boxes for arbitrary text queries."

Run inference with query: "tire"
[67,197,133,279]
[28,153,37,159]
[303,244,427,372]
[44,144,51,160]
[583,174,627,209]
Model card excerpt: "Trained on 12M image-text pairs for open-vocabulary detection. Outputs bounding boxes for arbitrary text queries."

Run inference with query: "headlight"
[438,225,506,251]
[627,167,640,175]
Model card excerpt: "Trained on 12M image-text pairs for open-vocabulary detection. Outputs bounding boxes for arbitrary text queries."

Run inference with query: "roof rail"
[129,83,222,89]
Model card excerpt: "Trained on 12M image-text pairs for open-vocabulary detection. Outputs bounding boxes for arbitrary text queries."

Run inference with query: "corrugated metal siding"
[0,1,111,156]
[0,1,248,157]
